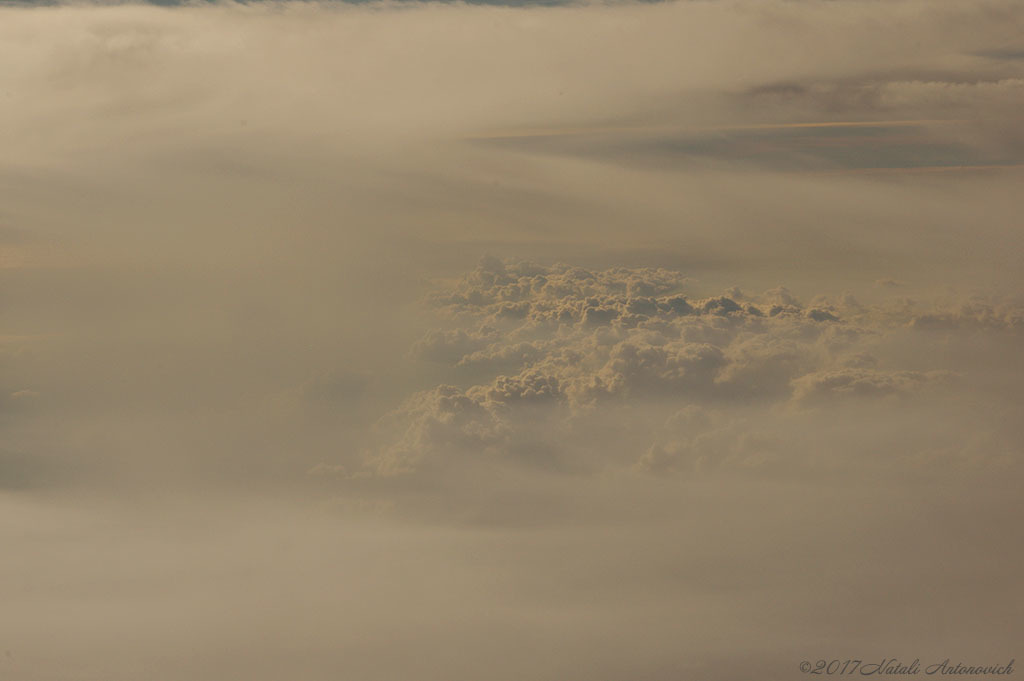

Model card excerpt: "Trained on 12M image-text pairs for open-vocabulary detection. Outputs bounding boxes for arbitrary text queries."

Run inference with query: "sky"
[1,1,1023,679]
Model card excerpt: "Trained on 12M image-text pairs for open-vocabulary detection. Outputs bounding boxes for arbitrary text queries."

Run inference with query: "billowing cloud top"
[348,258,1022,483]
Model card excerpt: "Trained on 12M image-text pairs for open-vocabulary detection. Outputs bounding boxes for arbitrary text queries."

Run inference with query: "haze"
[1,1,1022,679]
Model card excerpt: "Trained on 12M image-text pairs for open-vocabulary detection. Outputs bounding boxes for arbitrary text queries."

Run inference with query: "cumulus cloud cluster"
[350,258,1022,480]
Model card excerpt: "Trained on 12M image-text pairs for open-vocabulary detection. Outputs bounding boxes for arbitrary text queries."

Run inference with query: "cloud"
[410,327,499,364]
[908,298,1024,331]
[350,259,1022,482]
[0,0,1019,506]
[0,3,1022,679]
[790,367,954,405]
[371,384,510,476]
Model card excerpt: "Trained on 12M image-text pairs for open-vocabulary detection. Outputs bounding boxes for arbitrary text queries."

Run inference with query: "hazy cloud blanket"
[1,0,1023,679]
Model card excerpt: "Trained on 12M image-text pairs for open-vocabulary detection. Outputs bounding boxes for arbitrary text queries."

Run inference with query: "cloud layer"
[1,1,1022,679]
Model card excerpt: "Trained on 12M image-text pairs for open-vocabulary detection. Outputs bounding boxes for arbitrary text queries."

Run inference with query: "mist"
[1,1,1022,678]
